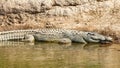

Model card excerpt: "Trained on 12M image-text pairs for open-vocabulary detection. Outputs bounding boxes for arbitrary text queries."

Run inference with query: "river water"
[0,42,120,68]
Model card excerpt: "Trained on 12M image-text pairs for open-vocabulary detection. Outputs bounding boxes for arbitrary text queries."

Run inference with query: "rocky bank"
[0,0,120,43]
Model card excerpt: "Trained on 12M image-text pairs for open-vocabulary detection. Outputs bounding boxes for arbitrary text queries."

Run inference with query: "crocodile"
[0,29,112,44]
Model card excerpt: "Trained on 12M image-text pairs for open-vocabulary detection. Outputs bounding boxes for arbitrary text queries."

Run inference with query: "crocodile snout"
[100,36,113,43]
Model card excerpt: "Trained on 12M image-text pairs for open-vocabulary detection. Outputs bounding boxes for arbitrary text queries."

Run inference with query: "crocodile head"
[84,32,112,43]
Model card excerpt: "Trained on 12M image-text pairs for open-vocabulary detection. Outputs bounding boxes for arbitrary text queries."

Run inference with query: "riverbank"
[0,0,120,43]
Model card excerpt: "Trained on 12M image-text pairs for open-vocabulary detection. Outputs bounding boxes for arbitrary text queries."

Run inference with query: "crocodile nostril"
[106,37,113,41]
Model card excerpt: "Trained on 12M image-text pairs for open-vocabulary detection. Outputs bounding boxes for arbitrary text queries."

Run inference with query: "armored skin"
[0,29,112,44]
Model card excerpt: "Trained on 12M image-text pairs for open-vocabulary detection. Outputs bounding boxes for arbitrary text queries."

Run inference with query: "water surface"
[0,42,120,68]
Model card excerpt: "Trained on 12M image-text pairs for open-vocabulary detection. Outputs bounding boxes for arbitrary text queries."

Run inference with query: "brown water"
[0,42,120,68]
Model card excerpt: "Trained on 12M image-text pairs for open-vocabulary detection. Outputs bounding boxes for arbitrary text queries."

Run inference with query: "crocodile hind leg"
[22,35,35,42]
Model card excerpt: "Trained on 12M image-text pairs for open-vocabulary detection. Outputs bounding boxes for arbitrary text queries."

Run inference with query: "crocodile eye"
[87,32,95,36]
